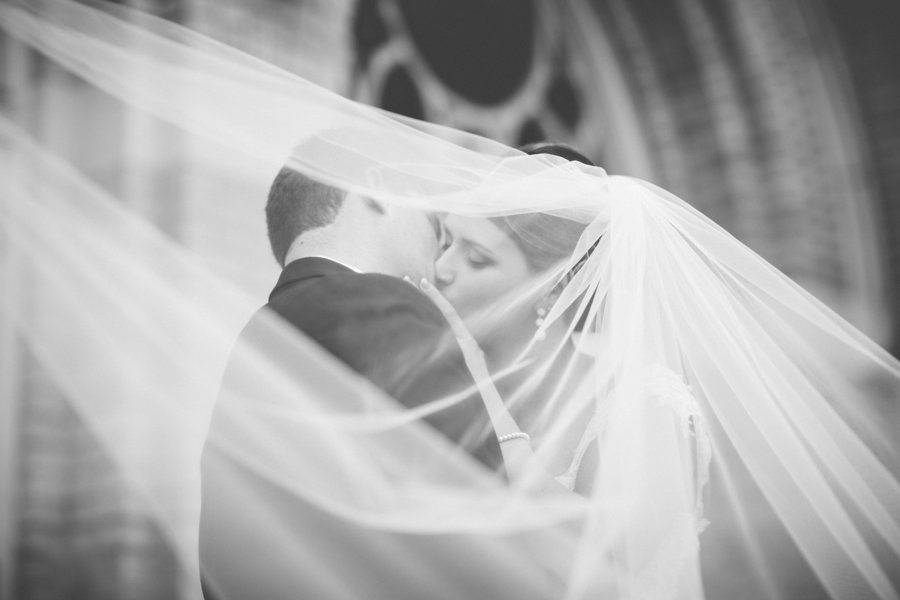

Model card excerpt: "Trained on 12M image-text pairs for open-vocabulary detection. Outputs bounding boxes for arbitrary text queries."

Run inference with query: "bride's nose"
[435,271,454,289]
[434,256,455,289]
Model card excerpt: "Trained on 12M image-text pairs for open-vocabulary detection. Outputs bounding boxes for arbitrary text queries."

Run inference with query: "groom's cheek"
[418,257,437,285]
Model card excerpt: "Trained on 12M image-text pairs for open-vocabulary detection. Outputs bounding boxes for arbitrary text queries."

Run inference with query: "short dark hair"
[265,166,346,266]
[491,142,596,271]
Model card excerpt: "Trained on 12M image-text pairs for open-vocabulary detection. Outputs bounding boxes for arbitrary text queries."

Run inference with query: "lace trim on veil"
[553,365,711,599]
[555,364,712,534]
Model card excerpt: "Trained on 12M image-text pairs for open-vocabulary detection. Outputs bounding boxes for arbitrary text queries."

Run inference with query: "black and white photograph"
[1,1,899,599]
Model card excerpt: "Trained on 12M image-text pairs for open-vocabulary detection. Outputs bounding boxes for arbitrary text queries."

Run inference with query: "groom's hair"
[266,166,346,266]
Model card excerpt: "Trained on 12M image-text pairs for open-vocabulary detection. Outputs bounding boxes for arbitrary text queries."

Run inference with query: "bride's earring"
[533,280,562,341]
[533,299,554,341]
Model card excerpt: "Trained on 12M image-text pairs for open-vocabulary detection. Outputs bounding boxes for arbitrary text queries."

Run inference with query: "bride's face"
[435,216,533,323]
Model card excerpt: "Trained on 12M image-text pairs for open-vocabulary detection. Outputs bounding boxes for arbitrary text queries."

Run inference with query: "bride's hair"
[491,142,595,272]
[266,167,346,266]
[517,141,595,165]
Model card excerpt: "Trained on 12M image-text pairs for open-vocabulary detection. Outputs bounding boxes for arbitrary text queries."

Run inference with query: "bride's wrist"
[498,431,531,444]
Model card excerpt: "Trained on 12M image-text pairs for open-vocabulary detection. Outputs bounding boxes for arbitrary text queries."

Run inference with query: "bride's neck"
[484,322,570,416]
[486,320,567,365]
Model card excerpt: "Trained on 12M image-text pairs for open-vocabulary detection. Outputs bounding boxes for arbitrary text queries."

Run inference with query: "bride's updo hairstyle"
[491,142,595,272]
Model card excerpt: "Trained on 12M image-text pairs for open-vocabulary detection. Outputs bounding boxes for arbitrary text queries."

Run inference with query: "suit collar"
[270,257,353,300]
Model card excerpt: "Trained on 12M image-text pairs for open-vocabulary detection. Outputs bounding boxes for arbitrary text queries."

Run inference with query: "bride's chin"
[466,313,534,356]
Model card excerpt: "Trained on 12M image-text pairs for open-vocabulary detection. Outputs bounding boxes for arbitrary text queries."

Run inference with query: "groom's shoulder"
[270,270,445,327]
[337,271,440,313]
[264,271,458,385]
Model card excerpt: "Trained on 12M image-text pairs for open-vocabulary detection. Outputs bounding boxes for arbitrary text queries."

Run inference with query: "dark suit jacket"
[261,257,501,466]
[199,258,555,600]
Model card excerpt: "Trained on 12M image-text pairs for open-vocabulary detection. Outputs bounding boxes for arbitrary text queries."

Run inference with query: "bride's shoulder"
[571,333,700,420]
[641,365,694,406]
[639,364,702,423]
[638,366,712,474]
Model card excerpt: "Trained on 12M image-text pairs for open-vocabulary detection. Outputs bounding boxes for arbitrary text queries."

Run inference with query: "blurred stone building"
[2,0,899,598]
[184,0,900,345]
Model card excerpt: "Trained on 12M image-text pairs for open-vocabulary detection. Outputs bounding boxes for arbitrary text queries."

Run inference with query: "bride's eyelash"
[466,249,493,268]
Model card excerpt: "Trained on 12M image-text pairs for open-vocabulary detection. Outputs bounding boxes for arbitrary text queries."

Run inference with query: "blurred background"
[2,0,899,598]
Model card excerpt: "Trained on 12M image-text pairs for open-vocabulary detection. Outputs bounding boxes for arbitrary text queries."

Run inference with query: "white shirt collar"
[301,255,362,273]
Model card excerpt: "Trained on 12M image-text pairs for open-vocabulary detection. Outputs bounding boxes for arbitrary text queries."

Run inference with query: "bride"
[424,140,712,596]
[2,2,899,599]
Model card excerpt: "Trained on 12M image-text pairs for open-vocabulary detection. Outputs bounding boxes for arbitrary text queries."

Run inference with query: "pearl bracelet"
[497,432,531,444]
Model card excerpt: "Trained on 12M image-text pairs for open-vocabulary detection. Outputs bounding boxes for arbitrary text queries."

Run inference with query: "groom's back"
[262,257,500,465]
[198,257,517,600]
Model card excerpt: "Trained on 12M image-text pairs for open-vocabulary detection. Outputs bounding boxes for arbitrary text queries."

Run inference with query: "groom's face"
[378,204,441,283]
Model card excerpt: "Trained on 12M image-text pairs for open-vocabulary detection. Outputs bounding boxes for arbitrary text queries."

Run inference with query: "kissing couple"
[198,141,664,599]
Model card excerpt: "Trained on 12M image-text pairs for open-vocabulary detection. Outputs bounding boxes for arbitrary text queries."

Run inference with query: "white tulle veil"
[2,2,899,599]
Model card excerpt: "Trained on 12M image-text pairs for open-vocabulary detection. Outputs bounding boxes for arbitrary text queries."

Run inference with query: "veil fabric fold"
[2,2,899,599]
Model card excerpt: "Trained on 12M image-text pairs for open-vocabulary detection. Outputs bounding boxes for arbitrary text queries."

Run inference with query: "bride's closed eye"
[465,248,493,269]
[440,231,495,269]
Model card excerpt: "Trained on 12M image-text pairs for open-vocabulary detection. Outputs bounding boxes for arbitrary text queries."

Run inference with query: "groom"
[199,165,518,600]
[256,164,501,466]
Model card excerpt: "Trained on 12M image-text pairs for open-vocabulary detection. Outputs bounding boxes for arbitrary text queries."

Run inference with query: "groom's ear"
[362,195,386,215]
